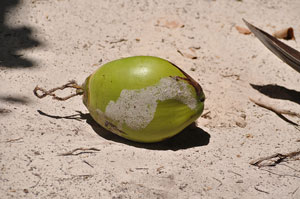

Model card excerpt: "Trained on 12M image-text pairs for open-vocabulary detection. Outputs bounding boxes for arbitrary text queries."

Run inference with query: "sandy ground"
[1,0,300,198]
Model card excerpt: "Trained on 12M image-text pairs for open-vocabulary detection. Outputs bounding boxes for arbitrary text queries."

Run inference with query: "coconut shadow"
[85,113,210,151]
[37,110,210,151]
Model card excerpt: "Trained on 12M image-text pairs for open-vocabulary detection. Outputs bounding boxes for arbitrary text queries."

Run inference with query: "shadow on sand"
[250,83,300,126]
[38,110,211,151]
[250,84,300,105]
[0,0,42,68]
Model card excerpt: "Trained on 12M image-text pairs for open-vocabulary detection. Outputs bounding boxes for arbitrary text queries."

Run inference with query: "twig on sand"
[290,187,299,196]
[228,170,243,177]
[82,160,94,168]
[58,147,100,156]
[212,177,223,187]
[201,111,211,119]
[2,137,23,143]
[249,97,300,118]
[254,186,269,194]
[260,168,300,179]
[280,163,300,172]
[221,74,240,80]
[30,173,42,188]
[109,38,127,44]
[250,149,300,167]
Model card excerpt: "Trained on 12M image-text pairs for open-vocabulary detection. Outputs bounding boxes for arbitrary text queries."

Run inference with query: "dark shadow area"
[0,108,12,115]
[276,113,298,126]
[250,84,300,105]
[0,95,31,105]
[0,0,42,68]
[37,110,211,151]
[88,118,210,151]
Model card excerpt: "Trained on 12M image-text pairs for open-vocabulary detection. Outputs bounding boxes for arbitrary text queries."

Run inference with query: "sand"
[1,0,300,198]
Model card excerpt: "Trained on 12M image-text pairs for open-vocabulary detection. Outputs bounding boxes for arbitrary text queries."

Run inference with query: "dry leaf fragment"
[183,53,197,59]
[273,27,295,40]
[236,25,251,35]
[236,120,247,128]
[189,47,196,53]
[156,17,184,29]
[177,49,197,59]
[109,38,127,44]
[188,46,201,53]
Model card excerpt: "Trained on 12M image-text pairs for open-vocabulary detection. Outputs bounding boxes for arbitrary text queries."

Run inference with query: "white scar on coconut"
[104,77,197,130]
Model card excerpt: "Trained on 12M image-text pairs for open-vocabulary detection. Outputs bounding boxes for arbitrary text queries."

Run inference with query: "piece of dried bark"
[236,25,251,35]
[273,27,295,40]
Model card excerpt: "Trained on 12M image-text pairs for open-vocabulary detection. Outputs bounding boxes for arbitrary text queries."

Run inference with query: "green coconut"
[82,56,205,143]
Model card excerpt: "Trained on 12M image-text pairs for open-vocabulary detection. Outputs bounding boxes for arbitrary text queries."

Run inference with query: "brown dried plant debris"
[2,137,23,143]
[236,25,251,35]
[156,17,184,29]
[188,46,201,53]
[177,49,197,59]
[273,27,295,40]
[250,149,300,167]
[58,147,101,156]
[33,80,83,101]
